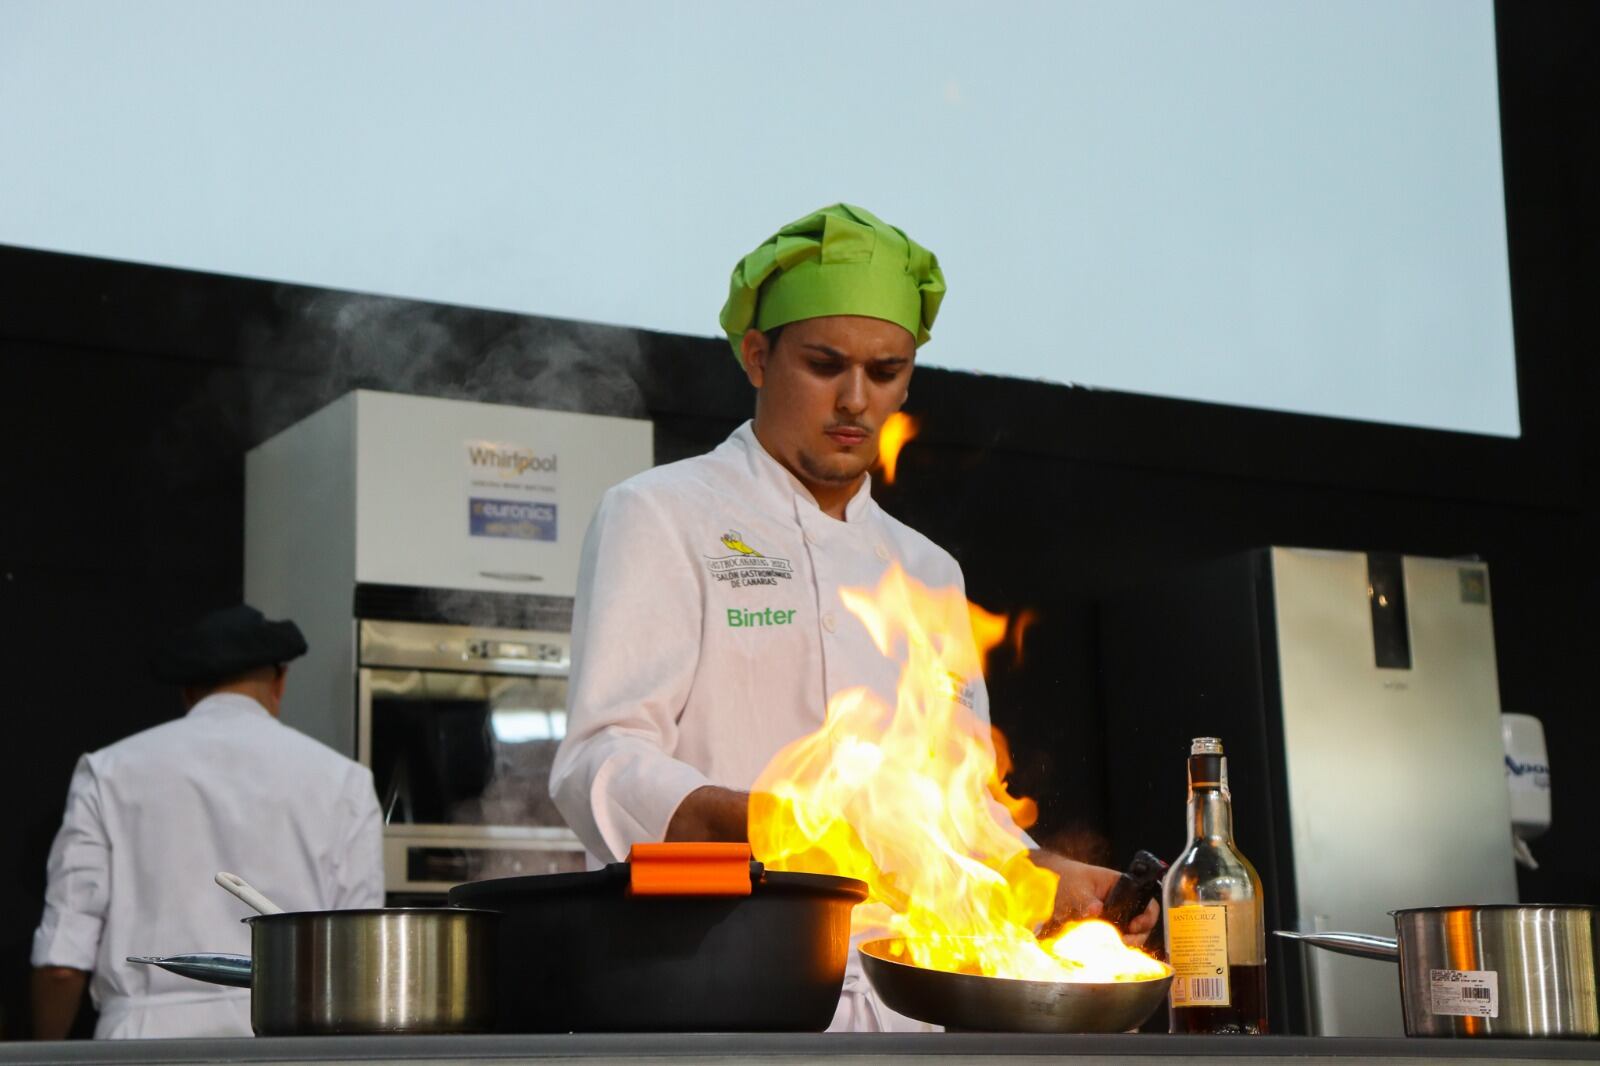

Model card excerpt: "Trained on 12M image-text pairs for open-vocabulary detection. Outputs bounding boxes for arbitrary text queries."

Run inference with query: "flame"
[968,599,1008,681]
[988,726,1037,831]
[877,412,919,484]
[1008,608,1039,665]
[976,606,1041,673]
[751,564,1166,984]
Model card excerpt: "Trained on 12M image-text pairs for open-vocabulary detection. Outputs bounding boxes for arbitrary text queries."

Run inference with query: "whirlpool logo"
[468,444,558,477]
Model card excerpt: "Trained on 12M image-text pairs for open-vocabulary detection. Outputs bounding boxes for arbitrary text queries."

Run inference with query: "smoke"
[131,285,654,589]
[240,288,650,444]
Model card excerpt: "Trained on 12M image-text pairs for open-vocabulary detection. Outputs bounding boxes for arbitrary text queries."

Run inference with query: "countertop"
[3,1033,1597,1066]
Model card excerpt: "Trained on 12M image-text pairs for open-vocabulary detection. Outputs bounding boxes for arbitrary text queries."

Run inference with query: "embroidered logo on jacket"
[727,607,796,627]
[705,530,793,588]
[720,531,762,556]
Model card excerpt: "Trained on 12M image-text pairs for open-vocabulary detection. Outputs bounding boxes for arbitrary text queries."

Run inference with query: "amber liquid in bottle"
[1170,963,1269,1034]
[1163,737,1269,1035]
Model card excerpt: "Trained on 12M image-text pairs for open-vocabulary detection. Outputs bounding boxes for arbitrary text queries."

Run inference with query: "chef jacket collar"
[185,692,274,722]
[732,421,876,525]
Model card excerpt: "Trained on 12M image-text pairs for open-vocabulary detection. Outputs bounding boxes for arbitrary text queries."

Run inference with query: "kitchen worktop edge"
[3,1033,1597,1065]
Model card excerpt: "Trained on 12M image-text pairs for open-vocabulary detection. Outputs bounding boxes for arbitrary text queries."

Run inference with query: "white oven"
[357,617,588,894]
[245,390,653,896]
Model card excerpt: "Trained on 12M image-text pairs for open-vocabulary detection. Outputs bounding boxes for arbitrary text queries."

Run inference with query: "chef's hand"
[664,786,751,843]
[1030,850,1159,946]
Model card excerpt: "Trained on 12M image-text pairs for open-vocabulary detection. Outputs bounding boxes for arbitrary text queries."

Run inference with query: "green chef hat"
[719,203,946,362]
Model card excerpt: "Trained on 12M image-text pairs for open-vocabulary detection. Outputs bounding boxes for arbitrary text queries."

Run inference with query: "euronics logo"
[470,498,557,541]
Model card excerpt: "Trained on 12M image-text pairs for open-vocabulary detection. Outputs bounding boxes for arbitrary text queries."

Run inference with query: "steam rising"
[241,288,650,443]
[135,284,654,599]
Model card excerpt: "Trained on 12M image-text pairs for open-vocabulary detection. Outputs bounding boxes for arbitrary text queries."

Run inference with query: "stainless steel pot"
[131,907,496,1035]
[1278,905,1598,1039]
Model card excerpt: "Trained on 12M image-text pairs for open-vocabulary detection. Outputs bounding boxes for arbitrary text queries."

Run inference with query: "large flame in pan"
[750,564,1166,983]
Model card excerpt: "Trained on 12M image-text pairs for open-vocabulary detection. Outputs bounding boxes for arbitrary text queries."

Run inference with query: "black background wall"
[1,1,1595,1039]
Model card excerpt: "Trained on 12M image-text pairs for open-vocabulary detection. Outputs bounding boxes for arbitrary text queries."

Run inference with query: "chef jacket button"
[875,544,891,562]
[822,612,837,633]
[804,529,819,545]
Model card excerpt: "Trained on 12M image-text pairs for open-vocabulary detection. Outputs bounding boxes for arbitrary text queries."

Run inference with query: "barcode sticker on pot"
[1429,969,1499,1018]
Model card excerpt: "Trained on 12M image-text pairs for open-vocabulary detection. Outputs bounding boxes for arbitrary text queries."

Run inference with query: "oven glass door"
[366,668,569,831]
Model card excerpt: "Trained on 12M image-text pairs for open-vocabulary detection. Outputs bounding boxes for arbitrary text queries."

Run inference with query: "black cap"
[150,604,308,685]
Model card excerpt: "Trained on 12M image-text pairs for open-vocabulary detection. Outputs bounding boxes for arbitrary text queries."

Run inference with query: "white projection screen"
[0,1,1519,436]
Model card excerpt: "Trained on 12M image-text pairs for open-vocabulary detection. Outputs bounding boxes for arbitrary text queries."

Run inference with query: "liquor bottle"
[1162,737,1268,1034]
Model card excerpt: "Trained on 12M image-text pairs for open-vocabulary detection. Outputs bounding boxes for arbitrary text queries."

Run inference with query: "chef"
[30,605,384,1040]
[550,204,1155,1029]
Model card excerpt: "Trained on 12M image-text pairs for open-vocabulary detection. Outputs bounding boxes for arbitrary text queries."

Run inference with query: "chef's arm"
[551,486,713,861]
[31,966,88,1040]
[665,786,750,843]
[948,579,1155,939]
[1031,850,1159,944]
[31,758,108,1038]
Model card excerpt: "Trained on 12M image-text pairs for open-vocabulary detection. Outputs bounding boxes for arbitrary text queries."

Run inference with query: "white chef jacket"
[32,693,385,1039]
[550,420,1008,1032]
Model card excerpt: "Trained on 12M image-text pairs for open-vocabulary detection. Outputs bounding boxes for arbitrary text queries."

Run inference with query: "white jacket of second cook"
[550,421,1011,1032]
[31,694,385,1039]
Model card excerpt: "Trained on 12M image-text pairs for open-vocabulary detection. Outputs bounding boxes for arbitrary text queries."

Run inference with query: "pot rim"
[1388,903,1597,917]
[449,866,869,903]
[243,906,500,924]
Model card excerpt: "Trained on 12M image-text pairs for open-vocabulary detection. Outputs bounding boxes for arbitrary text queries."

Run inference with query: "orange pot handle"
[628,842,755,896]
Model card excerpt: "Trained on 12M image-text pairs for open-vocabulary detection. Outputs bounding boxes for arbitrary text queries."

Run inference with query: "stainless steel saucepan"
[132,907,497,1035]
[1277,905,1598,1039]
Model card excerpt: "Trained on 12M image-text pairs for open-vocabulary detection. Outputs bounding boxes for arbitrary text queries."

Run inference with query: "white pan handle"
[215,871,285,915]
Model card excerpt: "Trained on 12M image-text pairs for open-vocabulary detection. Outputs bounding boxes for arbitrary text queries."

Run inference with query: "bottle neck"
[1186,751,1234,844]
[1188,785,1234,844]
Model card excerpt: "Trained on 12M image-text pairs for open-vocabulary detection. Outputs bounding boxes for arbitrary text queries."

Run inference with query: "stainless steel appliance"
[1102,548,1519,1037]
[244,391,654,894]
[358,615,585,893]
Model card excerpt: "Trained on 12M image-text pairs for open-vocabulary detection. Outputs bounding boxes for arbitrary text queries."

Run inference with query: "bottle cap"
[1189,738,1227,790]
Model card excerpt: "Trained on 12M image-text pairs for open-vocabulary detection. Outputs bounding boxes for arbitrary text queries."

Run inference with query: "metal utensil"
[128,953,253,988]
[1275,929,1400,961]
[131,908,498,1035]
[859,937,1172,1033]
[214,871,284,915]
[1277,905,1599,1039]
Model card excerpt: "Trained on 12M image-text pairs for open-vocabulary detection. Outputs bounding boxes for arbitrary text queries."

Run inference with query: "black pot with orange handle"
[447,842,868,1032]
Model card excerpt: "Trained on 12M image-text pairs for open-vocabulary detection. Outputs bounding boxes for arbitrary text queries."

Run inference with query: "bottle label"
[1429,969,1499,1018]
[1224,898,1264,963]
[1168,905,1230,1007]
